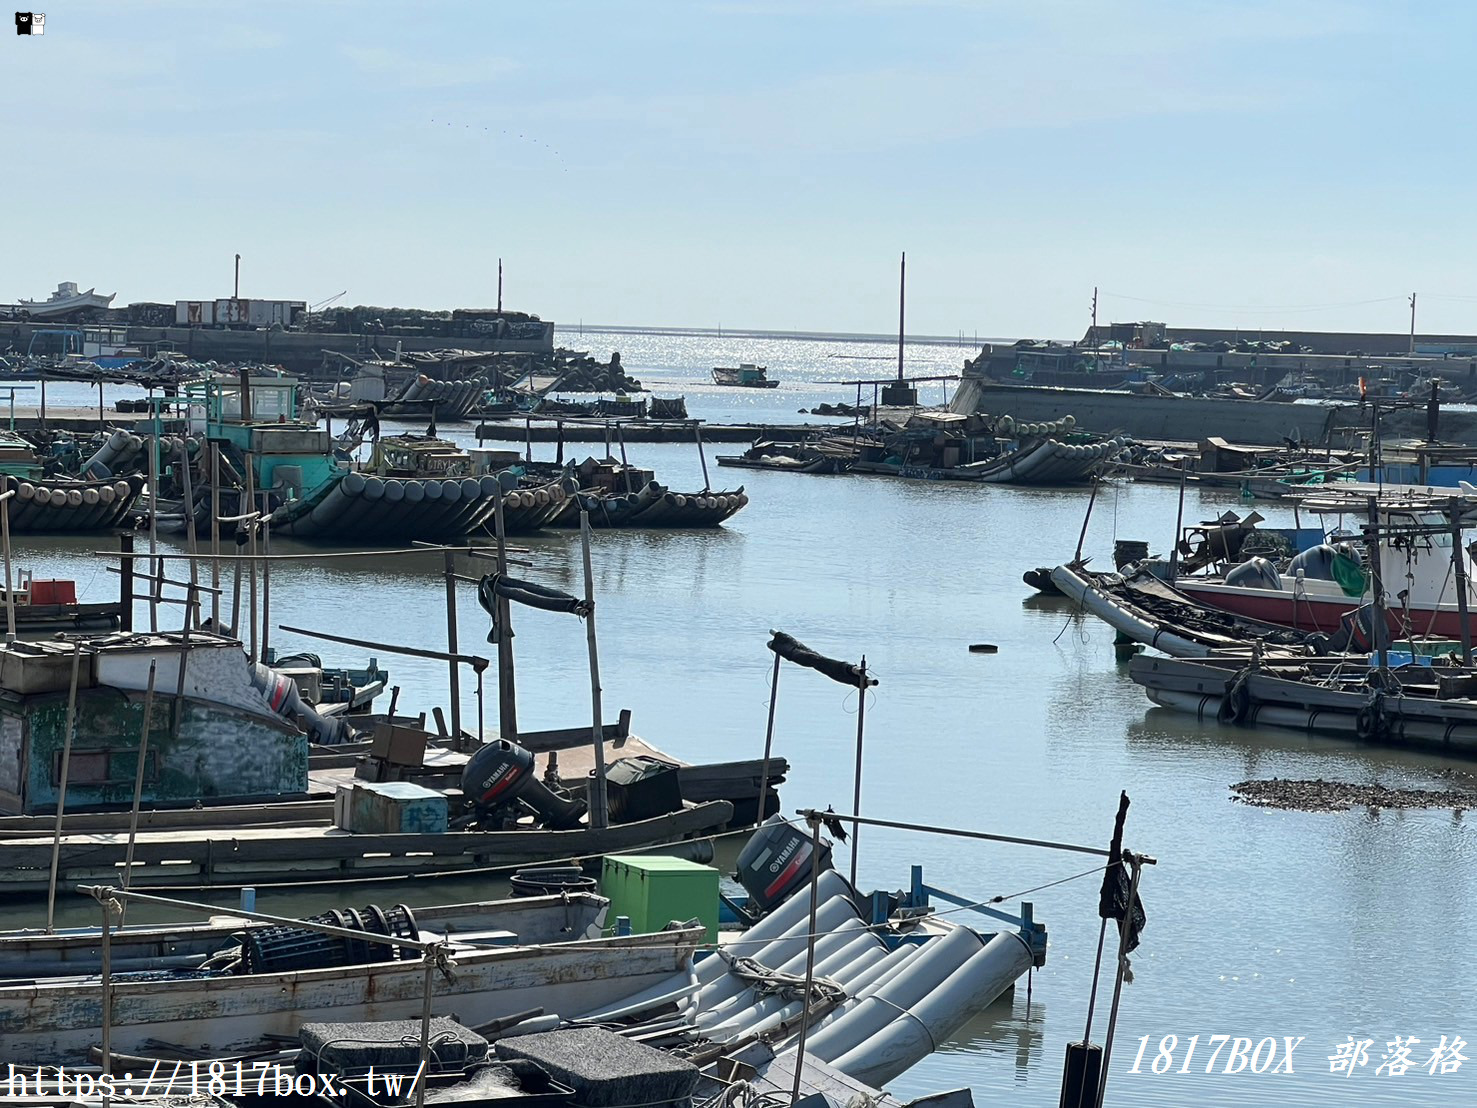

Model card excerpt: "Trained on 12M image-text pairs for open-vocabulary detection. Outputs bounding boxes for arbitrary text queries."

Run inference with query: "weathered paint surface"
[0,927,699,1065]
[14,687,308,814]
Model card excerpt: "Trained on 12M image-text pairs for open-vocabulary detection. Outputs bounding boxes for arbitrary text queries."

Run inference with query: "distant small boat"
[18,281,116,319]
[713,363,779,388]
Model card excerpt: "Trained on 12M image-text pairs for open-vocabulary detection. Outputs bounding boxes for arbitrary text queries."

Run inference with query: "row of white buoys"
[3,473,138,531]
[395,375,487,418]
[997,413,1077,438]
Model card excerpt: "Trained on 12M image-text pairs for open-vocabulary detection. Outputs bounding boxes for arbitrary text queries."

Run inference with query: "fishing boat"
[18,281,116,319]
[1169,485,1477,640]
[176,373,565,542]
[0,571,123,637]
[0,428,146,533]
[1128,651,1477,755]
[0,891,700,1065]
[712,363,778,388]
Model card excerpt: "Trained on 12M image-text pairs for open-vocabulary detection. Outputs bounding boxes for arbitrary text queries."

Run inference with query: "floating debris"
[1231,777,1477,812]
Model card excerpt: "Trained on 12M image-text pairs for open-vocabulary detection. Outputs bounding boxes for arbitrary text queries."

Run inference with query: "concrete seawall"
[950,379,1477,446]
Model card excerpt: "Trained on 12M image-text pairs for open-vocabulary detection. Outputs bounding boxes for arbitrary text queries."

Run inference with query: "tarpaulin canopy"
[479,573,589,643]
[767,630,878,688]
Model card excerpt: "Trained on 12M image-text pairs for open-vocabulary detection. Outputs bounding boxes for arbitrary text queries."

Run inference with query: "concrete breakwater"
[949,378,1477,446]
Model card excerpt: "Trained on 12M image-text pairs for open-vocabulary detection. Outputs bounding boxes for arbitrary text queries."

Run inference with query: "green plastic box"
[601,855,719,944]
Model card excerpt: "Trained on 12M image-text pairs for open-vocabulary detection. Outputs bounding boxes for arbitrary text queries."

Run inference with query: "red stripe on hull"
[1177,585,1467,640]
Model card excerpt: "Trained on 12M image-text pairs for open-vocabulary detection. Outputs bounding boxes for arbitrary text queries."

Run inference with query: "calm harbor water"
[6,332,1477,1105]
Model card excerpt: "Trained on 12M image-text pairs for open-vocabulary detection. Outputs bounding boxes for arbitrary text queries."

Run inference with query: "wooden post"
[119,660,158,925]
[119,532,134,633]
[38,373,46,432]
[616,423,633,494]
[100,896,114,1074]
[755,648,781,825]
[849,657,868,889]
[444,548,463,745]
[0,489,13,643]
[1368,497,1388,669]
[695,423,711,492]
[44,642,84,933]
[524,417,532,464]
[1450,499,1472,665]
[580,510,609,830]
[171,588,194,742]
[492,491,517,741]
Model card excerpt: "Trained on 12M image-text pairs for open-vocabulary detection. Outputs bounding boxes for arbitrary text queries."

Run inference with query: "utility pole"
[497,258,503,312]
[1409,292,1417,356]
[234,254,241,300]
[1091,286,1099,357]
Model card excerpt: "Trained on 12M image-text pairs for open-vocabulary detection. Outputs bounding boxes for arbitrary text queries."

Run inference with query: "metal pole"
[580,510,609,829]
[755,649,781,825]
[260,514,271,659]
[39,373,46,432]
[788,814,825,1105]
[1368,497,1388,669]
[178,438,199,627]
[1072,472,1100,564]
[148,437,159,632]
[1450,499,1472,665]
[45,642,84,933]
[119,532,134,633]
[493,491,517,741]
[444,549,463,745]
[172,588,194,741]
[849,658,868,889]
[1167,461,1188,584]
[119,661,158,926]
[210,443,221,629]
[616,423,633,494]
[0,490,13,642]
[1095,857,1145,1108]
[246,457,258,662]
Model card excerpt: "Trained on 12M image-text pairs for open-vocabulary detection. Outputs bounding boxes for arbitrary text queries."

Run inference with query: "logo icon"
[14,11,43,35]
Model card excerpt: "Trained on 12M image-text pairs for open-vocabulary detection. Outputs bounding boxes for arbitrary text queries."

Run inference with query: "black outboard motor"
[736,814,834,916]
[461,739,587,830]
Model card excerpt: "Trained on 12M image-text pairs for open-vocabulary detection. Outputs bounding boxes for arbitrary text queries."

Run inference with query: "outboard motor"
[736,813,834,916]
[461,739,587,830]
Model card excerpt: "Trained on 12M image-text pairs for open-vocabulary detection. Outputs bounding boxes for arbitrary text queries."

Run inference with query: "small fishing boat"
[1128,651,1477,755]
[712,363,779,388]
[18,281,116,319]
[0,891,700,1065]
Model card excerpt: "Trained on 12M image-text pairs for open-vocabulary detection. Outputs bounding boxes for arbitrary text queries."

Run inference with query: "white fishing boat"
[0,891,701,1064]
[18,281,117,319]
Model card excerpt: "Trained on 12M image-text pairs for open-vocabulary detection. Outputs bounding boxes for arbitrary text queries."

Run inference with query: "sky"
[5,0,1477,339]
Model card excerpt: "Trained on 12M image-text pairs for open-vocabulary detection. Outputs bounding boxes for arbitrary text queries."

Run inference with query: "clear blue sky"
[6,1,1475,338]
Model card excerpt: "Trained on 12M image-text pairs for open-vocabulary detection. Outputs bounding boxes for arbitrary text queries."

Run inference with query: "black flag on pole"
[1098,791,1147,953]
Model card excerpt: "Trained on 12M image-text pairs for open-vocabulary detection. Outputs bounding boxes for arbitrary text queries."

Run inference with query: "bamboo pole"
[849,657,868,889]
[444,549,463,745]
[493,491,517,741]
[260,515,272,660]
[119,661,158,926]
[695,423,711,492]
[246,459,258,661]
[44,642,85,934]
[580,510,609,830]
[788,813,824,1104]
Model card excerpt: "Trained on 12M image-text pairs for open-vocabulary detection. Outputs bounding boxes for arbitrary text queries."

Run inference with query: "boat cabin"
[0,633,309,815]
[184,374,339,498]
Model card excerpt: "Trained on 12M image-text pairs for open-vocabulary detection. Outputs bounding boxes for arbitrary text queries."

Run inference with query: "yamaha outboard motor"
[461,738,587,830]
[736,813,834,916]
